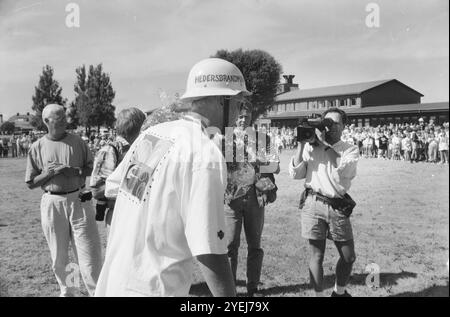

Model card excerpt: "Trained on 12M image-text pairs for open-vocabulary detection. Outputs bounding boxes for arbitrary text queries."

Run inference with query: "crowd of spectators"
[259,118,449,164]
[79,132,116,157]
[0,130,116,159]
[341,119,449,164]
[260,127,297,154]
[2,118,449,165]
[0,133,40,158]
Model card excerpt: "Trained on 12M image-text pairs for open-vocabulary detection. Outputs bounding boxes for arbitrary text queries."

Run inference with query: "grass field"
[0,151,448,297]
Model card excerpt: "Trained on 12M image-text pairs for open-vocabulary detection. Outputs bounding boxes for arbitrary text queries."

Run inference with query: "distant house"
[7,112,34,133]
[263,78,449,128]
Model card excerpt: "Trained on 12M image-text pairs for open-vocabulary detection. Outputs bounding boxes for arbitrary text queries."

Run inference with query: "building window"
[340,99,345,107]
[351,98,356,106]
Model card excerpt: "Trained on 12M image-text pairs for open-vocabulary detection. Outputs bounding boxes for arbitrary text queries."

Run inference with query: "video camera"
[297,114,334,143]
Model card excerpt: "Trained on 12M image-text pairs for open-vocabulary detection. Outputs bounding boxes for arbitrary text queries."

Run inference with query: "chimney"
[276,74,299,95]
[283,75,295,84]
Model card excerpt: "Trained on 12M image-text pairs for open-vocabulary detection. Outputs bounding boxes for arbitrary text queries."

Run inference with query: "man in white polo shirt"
[95,58,251,297]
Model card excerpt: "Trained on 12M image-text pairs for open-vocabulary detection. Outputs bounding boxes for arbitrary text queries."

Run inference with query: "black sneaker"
[247,289,264,297]
[331,290,352,297]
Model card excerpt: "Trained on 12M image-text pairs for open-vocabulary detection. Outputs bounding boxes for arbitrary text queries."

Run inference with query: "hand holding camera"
[296,115,334,145]
[314,128,330,149]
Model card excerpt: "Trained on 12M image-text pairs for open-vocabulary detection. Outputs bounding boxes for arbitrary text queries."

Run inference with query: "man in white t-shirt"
[25,104,102,297]
[95,58,251,297]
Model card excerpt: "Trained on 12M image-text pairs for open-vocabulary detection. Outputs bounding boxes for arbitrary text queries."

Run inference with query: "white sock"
[315,291,324,297]
[334,283,346,295]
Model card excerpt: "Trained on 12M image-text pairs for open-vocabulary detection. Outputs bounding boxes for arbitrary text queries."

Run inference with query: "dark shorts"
[301,195,353,242]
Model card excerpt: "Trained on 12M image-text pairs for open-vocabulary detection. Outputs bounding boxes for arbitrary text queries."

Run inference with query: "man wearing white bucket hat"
[95,58,251,297]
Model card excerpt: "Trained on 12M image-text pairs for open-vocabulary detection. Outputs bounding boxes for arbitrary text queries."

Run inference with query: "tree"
[74,64,116,133]
[66,101,79,130]
[31,65,67,131]
[0,121,15,134]
[212,49,283,122]
[73,65,89,132]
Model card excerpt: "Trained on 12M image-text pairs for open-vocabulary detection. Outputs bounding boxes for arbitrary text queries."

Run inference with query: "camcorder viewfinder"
[297,115,334,143]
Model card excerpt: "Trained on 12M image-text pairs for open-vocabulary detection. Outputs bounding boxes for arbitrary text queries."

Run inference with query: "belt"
[44,186,85,196]
[305,188,335,206]
[304,188,356,217]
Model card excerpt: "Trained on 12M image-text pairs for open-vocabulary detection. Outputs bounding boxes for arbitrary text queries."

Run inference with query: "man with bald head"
[25,104,102,297]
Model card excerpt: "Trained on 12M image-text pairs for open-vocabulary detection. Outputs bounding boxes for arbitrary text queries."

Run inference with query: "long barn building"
[261,77,449,128]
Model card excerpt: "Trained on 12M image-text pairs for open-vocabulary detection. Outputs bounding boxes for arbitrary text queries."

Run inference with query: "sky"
[0,0,448,120]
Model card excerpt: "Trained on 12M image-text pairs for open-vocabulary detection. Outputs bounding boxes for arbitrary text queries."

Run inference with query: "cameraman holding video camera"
[289,108,359,297]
